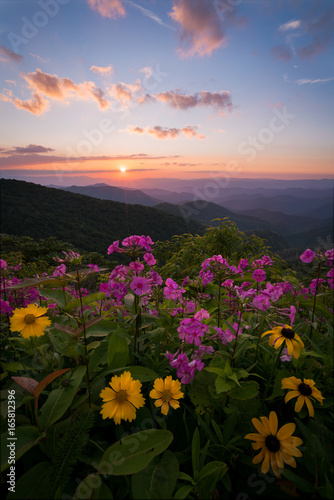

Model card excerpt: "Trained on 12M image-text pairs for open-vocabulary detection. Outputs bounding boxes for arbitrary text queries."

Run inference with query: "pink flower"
[252,293,271,311]
[252,269,266,282]
[87,264,99,273]
[0,259,7,269]
[300,249,315,263]
[130,276,150,295]
[143,253,156,266]
[139,235,154,251]
[129,261,145,272]
[53,264,66,277]
[262,255,273,266]
[107,240,122,254]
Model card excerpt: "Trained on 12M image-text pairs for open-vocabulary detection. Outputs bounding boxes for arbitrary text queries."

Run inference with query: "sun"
[120,166,127,173]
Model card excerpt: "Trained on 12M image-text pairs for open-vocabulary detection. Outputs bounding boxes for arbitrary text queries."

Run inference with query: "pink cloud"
[169,0,227,57]
[87,0,126,19]
[90,65,114,76]
[0,45,23,64]
[109,79,142,103]
[128,124,205,140]
[155,90,233,113]
[2,69,109,114]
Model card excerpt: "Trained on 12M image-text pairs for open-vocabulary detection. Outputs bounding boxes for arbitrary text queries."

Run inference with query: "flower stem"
[76,268,91,408]
[230,311,243,367]
[310,262,322,340]
[264,343,284,399]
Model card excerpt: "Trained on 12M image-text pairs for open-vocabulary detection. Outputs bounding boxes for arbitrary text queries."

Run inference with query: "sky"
[0,0,333,188]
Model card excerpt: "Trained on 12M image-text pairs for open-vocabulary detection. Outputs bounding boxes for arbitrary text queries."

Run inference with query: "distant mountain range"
[2,179,332,254]
[0,180,204,255]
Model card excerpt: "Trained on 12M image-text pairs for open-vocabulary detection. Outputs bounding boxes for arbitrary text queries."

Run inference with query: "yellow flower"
[149,376,184,415]
[262,324,304,359]
[245,411,303,478]
[10,304,51,338]
[281,376,324,418]
[100,371,145,424]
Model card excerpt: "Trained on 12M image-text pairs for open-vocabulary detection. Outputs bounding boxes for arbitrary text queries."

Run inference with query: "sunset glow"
[0,0,333,186]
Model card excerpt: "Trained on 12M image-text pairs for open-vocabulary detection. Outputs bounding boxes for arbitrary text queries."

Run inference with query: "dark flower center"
[298,383,312,396]
[265,435,280,452]
[115,390,128,404]
[24,314,36,325]
[281,327,295,339]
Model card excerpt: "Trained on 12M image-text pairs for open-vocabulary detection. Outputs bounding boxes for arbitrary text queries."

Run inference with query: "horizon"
[1,0,334,185]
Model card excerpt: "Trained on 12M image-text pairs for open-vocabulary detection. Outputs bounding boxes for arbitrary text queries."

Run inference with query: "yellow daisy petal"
[294,395,305,413]
[277,423,296,441]
[268,411,278,435]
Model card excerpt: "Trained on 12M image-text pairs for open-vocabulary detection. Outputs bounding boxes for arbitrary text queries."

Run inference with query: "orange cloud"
[87,0,126,19]
[109,79,142,104]
[128,124,205,140]
[2,69,109,114]
[154,90,233,113]
[169,0,227,57]
[90,65,114,76]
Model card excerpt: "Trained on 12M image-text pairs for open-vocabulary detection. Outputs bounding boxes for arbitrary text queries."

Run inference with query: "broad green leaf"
[7,276,64,290]
[1,426,45,472]
[63,292,106,312]
[215,377,235,394]
[73,473,106,499]
[39,366,86,429]
[228,381,259,400]
[97,430,173,475]
[40,288,72,308]
[107,333,129,369]
[7,461,51,499]
[85,319,118,338]
[124,366,158,382]
[198,461,226,482]
[132,451,179,499]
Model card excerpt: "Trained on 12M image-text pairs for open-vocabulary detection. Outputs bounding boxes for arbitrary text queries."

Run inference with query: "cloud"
[271,45,292,61]
[90,65,114,76]
[29,53,50,64]
[154,90,233,113]
[127,1,174,30]
[297,39,329,60]
[109,79,142,103]
[128,124,205,140]
[169,0,227,57]
[2,90,49,115]
[2,69,110,114]
[4,144,55,154]
[87,0,126,19]
[278,20,301,32]
[297,77,334,85]
[0,45,23,64]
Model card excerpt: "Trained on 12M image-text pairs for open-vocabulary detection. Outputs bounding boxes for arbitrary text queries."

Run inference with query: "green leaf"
[107,333,129,369]
[173,485,194,499]
[39,366,86,429]
[281,469,316,493]
[132,451,179,499]
[41,288,72,309]
[1,426,45,472]
[124,366,158,382]
[198,461,226,482]
[228,381,259,400]
[7,462,51,499]
[63,292,106,312]
[192,427,200,480]
[97,430,173,475]
[215,377,235,394]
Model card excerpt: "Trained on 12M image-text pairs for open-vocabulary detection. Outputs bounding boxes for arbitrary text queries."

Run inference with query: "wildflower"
[143,253,156,266]
[10,304,51,338]
[87,263,99,273]
[129,261,145,272]
[130,276,150,295]
[245,411,303,478]
[262,324,304,359]
[53,264,66,277]
[0,259,7,269]
[100,371,145,424]
[280,347,292,363]
[300,249,315,263]
[281,376,324,418]
[149,376,184,415]
[253,293,271,311]
[252,269,266,282]
[107,240,122,254]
